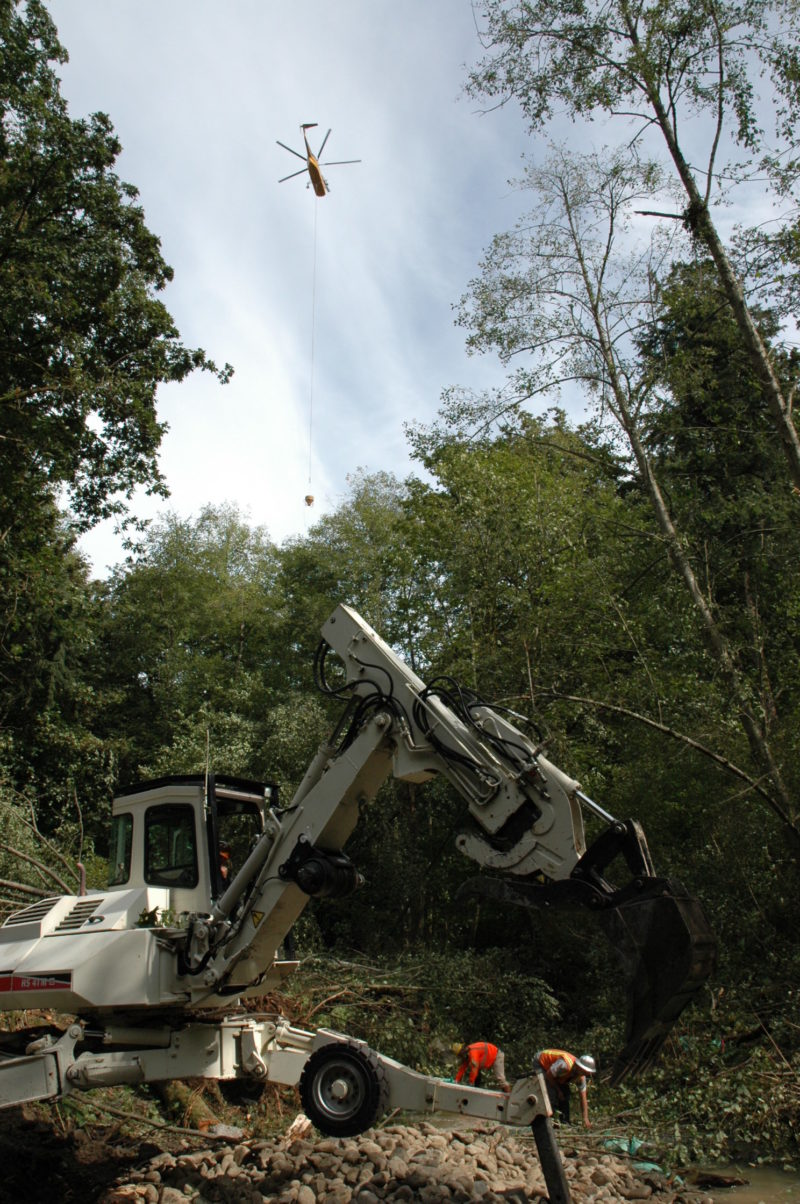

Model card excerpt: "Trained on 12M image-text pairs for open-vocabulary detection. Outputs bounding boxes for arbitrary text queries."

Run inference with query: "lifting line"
[307,199,319,502]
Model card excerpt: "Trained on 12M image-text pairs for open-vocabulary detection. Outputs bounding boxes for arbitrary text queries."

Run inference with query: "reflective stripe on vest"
[469,1042,498,1070]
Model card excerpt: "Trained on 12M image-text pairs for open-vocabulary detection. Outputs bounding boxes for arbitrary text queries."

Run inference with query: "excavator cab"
[107,775,276,912]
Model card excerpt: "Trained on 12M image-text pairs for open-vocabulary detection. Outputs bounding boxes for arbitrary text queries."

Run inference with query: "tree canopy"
[0,0,231,835]
[0,0,231,531]
[468,0,800,491]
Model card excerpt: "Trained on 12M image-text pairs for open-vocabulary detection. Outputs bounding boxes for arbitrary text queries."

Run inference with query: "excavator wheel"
[299,1040,389,1137]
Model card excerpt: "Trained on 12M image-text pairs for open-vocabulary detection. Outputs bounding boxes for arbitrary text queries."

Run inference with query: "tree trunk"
[571,211,799,843]
[620,2,800,492]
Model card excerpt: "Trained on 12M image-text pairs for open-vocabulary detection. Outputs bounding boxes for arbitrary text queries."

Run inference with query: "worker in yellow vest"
[452,1041,511,1090]
[534,1048,596,1127]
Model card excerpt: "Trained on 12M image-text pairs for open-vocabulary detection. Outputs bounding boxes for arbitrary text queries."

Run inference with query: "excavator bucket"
[598,877,717,1083]
[458,868,716,1082]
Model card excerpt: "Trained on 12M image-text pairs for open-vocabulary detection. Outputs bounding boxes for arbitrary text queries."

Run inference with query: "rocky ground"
[94,1120,716,1204]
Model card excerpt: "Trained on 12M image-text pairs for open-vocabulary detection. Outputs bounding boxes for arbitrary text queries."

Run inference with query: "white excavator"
[0,605,715,1203]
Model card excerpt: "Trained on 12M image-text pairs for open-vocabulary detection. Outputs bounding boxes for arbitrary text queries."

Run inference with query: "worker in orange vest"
[452,1041,511,1091]
[534,1048,596,1127]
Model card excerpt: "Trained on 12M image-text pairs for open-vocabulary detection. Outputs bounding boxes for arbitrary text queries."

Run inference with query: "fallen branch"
[77,1099,241,1142]
[753,1012,797,1075]
[545,691,784,815]
[0,794,81,888]
[0,842,74,895]
[0,878,50,898]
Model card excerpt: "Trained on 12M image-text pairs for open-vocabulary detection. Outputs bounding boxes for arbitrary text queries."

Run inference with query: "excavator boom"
[315,605,716,1079]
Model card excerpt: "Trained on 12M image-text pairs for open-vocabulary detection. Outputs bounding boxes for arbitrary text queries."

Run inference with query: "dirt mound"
[0,1109,161,1203]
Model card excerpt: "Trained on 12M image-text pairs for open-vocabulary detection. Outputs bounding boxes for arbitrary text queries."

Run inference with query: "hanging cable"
[307,197,319,501]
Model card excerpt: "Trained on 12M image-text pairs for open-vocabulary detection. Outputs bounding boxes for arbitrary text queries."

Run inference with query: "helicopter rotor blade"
[276,140,308,163]
[320,159,362,167]
[278,168,308,183]
[316,128,332,158]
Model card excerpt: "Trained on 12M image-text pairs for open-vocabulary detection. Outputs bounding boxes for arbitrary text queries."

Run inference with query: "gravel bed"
[100,1121,715,1204]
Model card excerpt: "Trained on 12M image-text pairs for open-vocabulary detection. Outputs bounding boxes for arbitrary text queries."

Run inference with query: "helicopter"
[277,123,360,197]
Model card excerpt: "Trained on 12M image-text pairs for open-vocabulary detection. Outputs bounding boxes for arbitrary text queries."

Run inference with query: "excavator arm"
[193,604,715,1080]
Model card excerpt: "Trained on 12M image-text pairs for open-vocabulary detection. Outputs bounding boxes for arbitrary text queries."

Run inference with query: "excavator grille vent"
[54,899,102,932]
[3,898,59,927]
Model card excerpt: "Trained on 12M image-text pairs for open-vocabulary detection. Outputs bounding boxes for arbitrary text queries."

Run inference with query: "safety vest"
[455,1042,498,1083]
[536,1049,586,1091]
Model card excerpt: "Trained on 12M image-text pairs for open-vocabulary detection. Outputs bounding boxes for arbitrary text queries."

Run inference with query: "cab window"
[215,800,263,890]
[145,804,198,888]
[108,812,133,886]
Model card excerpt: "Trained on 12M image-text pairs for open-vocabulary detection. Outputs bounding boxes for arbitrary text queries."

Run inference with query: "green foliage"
[470,0,800,196]
[597,986,800,1166]
[88,505,282,786]
[0,1,230,837]
[136,906,179,929]
[285,951,559,1077]
[469,0,800,503]
[277,469,418,667]
[0,777,83,915]
[0,0,231,531]
[255,694,330,801]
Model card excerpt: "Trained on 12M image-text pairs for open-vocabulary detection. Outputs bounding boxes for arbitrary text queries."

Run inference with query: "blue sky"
[46,1,541,574]
[46,2,783,577]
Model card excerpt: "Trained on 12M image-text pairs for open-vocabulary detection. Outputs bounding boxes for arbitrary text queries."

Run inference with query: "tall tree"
[0,0,230,818]
[404,406,634,709]
[0,0,230,532]
[639,260,800,786]
[277,470,419,669]
[457,148,800,846]
[90,505,282,785]
[468,0,800,491]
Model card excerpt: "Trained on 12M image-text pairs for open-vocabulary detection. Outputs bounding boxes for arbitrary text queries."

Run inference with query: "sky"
[45,0,544,576]
[45,3,784,579]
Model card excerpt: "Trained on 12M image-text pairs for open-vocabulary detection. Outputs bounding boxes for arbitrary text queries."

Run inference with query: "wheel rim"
[310,1054,369,1122]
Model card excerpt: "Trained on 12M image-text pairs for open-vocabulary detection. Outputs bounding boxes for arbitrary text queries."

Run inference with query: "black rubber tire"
[299,1041,388,1137]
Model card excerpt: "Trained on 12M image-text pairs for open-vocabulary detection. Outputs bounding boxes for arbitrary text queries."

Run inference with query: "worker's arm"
[578,1077,591,1128]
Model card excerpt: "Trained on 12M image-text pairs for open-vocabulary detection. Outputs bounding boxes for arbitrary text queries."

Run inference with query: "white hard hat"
[575,1054,596,1075]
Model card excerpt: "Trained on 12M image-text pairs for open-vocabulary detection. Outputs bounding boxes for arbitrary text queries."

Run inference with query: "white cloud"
[51,2,773,576]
